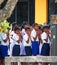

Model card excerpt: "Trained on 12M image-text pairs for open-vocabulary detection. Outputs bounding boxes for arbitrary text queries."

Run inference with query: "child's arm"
[44,35,48,42]
[3,32,9,42]
[26,37,29,44]
[17,35,22,43]
[38,35,43,43]
[33,31,38,41]
[33,35,37,41]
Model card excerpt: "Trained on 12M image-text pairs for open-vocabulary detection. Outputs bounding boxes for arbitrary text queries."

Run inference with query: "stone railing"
[5,56,57,65]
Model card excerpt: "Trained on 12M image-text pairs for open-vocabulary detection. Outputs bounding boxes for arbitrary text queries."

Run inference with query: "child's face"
[37,29,42,35]
[26,29,31,35]
[44,28,49,34]
[15,30,20,34]
[34,25,39,31]
[39,29,42,34]
[24,24,29,28]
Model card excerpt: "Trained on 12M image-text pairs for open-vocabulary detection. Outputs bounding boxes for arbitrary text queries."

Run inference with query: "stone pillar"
[50,15,57,65]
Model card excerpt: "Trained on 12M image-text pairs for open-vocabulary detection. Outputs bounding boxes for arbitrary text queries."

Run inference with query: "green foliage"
[0,20,10,33]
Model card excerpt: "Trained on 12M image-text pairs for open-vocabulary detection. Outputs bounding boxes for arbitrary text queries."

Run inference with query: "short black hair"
[25,27,30,31]
[14,27,20,31]
[32,23,38,27]
[12,22,18,27]
[43,26,50,30]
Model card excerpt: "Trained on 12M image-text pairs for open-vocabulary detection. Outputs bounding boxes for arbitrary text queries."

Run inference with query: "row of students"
[0,22,51,65]
[9,23,50,56]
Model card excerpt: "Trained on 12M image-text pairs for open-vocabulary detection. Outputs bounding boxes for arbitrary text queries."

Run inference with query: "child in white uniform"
[41,26,50,56]
[9,23,19,56]
[37,26,43,55]
[31,23,39,56]
[41,26,50,65]
[23,27,32,65]
[0,31,9,65]
[12,27,22,56]
[11,27,22,65]
[9,31,15,56]
[23,27,32,56]
[20,22,29,56]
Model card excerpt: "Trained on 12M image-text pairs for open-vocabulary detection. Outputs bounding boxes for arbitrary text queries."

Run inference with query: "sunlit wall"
[35,0,48,25]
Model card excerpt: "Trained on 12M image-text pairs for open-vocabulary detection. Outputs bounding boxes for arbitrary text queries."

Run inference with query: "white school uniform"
[12,32,21,45]
[23,33,32,56]
[9,30,15,56]
[1,32,9,46]
[12,32,21,56]
[23,33,31,47]
[41,32,50,44]
[9,31,21,56]
[31,29,39,55]
[39,32,47,55]
[0,32,9,58]
[22,29,26,36]
[20,29,26,55]
[31,29,39,41]
[9,30,15,43]
[39,43,43,55]
[41,32,50,56]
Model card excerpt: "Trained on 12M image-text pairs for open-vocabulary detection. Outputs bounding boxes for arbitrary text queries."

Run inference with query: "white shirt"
[9,32,21,56]
[41,32,50,43]
[1,32,9,46]
[8,30,15,56]
[31,29,39,41]
[39,43,43,54]
[12,33,21,45]
[23,33,31,46]
[9,30,15,56]
[9,30,15,43]
[22,29,26,36]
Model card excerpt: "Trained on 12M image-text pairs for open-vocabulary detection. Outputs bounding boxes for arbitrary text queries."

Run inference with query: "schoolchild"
[31,23,39,56]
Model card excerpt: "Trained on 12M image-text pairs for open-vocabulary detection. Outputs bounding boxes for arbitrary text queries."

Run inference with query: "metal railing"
[5,56,57,65]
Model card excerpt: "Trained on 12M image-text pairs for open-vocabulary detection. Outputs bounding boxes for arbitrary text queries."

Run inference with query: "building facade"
[7,0,57,25]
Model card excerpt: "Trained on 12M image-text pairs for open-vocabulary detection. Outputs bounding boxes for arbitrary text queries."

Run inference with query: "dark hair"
[39,26,42,29]
[14,27,20,31]
[32,23,38,27]
[25,27,30,31]
[21,22,28,29]
[43,26,50,30]
[12,22,18,27]
[12,22,19,30]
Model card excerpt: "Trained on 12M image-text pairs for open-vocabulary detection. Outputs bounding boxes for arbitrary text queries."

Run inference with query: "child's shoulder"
[42,32,47,35]
[41,32,47,39]
[1,32,7,40]
[12,33,19,41]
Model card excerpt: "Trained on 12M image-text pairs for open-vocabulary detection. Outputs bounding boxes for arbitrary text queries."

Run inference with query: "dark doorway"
[7,0,35,26]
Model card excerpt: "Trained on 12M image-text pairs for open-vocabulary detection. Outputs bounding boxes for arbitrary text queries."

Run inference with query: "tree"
[0,0,18,22]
